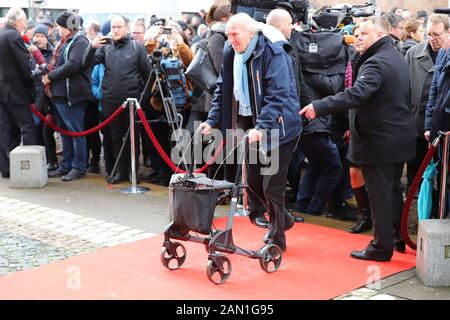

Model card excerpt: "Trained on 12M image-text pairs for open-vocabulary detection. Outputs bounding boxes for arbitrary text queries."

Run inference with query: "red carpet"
[0,217,416,300]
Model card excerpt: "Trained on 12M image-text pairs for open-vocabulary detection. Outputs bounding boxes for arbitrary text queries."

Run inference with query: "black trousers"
[84,101,101,165]
[103,99,140,176]
[0,102,37,174]
[361,163,404,257]
[247,138,297,247]
[407,136,429,187]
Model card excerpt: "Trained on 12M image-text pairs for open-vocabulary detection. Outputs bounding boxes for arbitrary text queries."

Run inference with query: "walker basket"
[170,176,233,235]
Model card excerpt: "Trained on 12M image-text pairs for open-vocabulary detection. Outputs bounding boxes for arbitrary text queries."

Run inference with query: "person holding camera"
[0,7,37,179]
[200,13,302,252]
[29,24,58,172]
[83,15,151,184]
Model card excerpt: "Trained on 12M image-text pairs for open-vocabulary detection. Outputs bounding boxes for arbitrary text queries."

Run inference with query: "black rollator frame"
[160,136,284,285]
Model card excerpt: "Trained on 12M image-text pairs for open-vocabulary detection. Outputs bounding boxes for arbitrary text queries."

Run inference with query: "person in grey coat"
[405,14,449,191]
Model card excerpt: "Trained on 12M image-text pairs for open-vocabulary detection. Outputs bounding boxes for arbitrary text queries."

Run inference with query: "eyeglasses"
[427,31,446,38]
[132,32,144,35]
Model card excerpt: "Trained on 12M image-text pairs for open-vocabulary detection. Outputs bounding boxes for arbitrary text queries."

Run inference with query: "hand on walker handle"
[300,103,317,120]
[199,122,212,135]
[248,129,263,144]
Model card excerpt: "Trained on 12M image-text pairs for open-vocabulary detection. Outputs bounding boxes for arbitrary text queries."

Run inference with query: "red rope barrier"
[136,108,223,174]
[401,143,439,251]
[31,103,126,137]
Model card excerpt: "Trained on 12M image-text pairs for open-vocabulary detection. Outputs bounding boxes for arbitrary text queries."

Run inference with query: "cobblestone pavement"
[0,195,157,276]
[0,228,76,276]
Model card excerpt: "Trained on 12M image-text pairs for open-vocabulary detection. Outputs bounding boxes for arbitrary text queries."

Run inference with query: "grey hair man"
[200,13,303,252]
[0,7,37,179]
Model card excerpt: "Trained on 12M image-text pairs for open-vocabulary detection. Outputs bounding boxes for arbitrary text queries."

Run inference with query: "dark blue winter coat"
[206,32,302,151]
[424,48,450,141]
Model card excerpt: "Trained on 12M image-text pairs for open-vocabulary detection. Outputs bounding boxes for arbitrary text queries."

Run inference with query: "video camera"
[231,0,309,24]
[31,63,49,77]
[312,2,375,30]
[151,48,164,66]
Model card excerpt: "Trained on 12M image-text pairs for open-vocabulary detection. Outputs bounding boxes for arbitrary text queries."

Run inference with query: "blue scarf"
[233,34,259,116]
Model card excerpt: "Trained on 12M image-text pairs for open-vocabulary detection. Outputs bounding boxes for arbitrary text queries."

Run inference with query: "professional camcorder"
[312,3,375,30]
[151,48,164,65]
[231,0,309,24]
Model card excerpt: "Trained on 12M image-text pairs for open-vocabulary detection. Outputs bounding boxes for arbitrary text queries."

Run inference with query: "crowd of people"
[0,3,449,259]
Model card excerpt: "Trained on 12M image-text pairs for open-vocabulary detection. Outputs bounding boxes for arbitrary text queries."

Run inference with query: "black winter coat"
[0,26,35,105]
[313,36,416,166]
[47,32,92,105]
[83,36,150,103]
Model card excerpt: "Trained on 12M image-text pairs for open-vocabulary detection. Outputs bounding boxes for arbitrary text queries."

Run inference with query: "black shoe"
[61,169,86,182]
[288,211,304,223]
[327,202,359,221]
[348,216,372,233]
[48,167,69,178]
[1,171,10,179]
[147,172,170,185]
[47,163,58,172]
[250,216,270,228]
[394,240,406,253]
[87,162,100,174]
[350,249,391,262]
[107,172,128,185]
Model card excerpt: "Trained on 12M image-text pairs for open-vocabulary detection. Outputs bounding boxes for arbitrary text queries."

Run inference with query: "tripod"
[106,58,188,192]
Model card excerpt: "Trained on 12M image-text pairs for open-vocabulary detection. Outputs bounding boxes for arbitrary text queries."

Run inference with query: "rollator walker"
[160,136,283,285]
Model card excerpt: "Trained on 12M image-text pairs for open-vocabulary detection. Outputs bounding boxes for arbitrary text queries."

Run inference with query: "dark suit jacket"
[0,26,34,105]
[314,36,416,166]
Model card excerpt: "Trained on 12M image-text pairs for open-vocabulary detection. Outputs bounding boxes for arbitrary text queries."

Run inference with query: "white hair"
[226,13,259,33]
[5,7,26,28]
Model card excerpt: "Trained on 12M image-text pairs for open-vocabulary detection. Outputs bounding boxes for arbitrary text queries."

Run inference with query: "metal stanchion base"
[121,186,151,194]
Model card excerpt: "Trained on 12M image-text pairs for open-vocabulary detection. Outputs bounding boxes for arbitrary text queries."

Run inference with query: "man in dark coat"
[200,13,302,252]
[83,15,151,184]
[301,17,416,262]
[0,7,37,179]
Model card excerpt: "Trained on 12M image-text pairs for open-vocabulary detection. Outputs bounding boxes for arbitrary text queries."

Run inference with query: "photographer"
[143,22,194,185]
[0,7,37,179]
[83,15,151,184]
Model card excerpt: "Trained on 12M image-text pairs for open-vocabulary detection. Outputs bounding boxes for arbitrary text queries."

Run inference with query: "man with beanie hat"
[43,10,91,182]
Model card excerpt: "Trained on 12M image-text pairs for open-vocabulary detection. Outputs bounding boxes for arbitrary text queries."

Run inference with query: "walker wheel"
[206,255,232,285]
[161,242,186,270]
[259,244,283,273]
